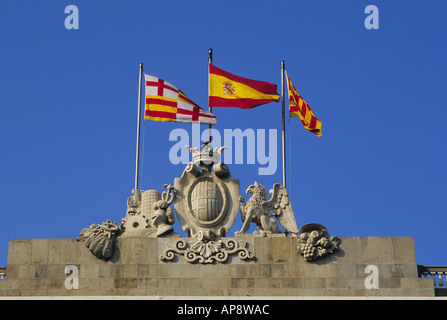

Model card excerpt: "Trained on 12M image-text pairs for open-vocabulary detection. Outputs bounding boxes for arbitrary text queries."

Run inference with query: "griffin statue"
[236,182,298,236]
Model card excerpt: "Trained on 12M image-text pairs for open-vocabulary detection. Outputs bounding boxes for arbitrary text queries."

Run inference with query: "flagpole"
[134,62,143,191]
[208,48,213,143]
[281,60,287,189]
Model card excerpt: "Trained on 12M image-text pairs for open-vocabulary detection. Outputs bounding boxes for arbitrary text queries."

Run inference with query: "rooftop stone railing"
[0,267,5,279]
[418,265,447,297]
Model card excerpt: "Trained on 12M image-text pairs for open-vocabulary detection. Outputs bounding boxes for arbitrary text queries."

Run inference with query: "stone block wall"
[0,236,435,297]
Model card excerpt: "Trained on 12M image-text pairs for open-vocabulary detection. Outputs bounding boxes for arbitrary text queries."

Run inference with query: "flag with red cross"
[144,75,216,124]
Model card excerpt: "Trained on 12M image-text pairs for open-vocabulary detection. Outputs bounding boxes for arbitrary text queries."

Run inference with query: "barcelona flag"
[145,75,216,124]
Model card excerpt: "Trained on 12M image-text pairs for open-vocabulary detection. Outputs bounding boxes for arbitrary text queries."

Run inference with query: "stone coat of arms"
[174,142,240,241]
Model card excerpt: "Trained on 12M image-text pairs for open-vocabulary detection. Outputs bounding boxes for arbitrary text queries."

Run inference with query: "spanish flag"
[286,71,322,137]
[145,75,216,124]
[209,64,280,109]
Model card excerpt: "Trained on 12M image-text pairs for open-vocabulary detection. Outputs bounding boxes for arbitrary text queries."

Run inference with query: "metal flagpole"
[208,48,213,143]
[281,60,287,189]
[134,62,143,191]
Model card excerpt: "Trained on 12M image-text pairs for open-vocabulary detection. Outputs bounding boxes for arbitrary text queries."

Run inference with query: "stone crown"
[186,142,227,166]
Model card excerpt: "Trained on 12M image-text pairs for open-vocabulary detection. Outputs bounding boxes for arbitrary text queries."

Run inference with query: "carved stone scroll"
[160,238,254,264]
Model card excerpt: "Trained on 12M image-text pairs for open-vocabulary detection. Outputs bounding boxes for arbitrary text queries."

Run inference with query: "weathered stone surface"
[0,237,435,297]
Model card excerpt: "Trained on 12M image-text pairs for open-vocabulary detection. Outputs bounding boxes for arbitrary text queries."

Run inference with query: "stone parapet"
[0,236,435,297]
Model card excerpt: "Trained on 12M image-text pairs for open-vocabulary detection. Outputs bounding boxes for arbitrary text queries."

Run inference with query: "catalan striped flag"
[144,75,216,124]
[286,71,322,137]
[209,64,280,109]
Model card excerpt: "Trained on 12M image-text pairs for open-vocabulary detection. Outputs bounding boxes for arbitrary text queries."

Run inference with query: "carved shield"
[174,163,239,240]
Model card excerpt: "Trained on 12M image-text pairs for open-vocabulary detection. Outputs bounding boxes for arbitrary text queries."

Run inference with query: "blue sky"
[1,1,446,267]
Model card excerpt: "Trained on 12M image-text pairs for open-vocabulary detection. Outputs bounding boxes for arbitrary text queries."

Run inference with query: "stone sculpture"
[77,220,120,260]
[126,188,141,216]
[163,141,254,264]
[121,189,155,237]
[297,223,340,262]
[151,184,176,237]
[77,184,178,260]
[236,182,298,236]
[77,140,339,264]
[174,142,240,240]
[119,186,178,238]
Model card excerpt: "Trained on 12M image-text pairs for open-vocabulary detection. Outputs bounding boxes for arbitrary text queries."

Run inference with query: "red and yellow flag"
[145,75,216,124]
[286,72,322,137]
[209,64,280,109]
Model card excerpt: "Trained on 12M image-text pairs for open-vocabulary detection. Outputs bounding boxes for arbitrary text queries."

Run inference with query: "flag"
[144,74,216,124]
[286,71,322,137]
[209,64,280,109]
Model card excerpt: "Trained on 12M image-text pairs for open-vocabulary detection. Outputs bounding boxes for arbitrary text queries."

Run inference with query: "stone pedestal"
[0,236,434,297]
